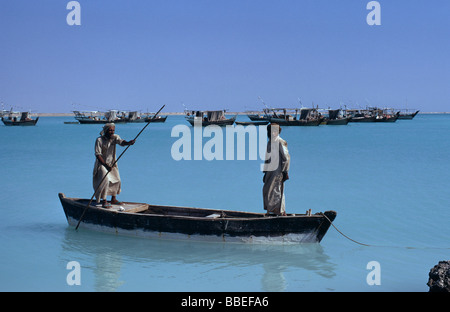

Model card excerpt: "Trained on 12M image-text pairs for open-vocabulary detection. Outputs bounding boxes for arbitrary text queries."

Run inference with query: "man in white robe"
[93,123,135,208]
[262,123,290,216]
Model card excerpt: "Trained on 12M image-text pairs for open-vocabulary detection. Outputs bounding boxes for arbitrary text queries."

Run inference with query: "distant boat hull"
[59,193,336,244]
[126,116,168,123]
[269,117,323,126]
[2,117,39,126]
[143,116,167,123]
[186,116,236,127]
[235,121,269,126]
[348,116,376,122]
[374,112,400,122]
[398,110,420,120]
[247,114,269,121]
[76,118,128,124]
[323,118,350,125]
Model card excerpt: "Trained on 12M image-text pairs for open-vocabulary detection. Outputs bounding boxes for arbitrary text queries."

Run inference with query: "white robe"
[262,136,290,215]
[93,134,126,202]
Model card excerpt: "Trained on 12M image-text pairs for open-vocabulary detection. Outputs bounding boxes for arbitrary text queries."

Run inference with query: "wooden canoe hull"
[58,193,336,243]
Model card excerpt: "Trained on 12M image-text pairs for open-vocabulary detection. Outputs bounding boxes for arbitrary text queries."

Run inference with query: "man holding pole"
[75,105,164,229]
[93,123,135,208]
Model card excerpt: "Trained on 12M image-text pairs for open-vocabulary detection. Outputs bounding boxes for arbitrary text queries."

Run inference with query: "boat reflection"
[61,228,336,291]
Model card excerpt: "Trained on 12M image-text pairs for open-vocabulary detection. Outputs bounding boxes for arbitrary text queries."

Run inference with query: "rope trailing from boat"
[320,213,450,249]
[320,213,372,247]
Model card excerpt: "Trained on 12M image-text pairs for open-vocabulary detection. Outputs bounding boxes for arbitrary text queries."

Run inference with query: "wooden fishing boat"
[2,112,39,126]
[348,115,376,122]
[73,110,128,124]
[397,109,420,120]
[324,118,349,125]
[126,111,168,123]
[235,121,269,126]
[345,109,376,122]
[73,110,108,124]
[185,110,236,126]
[58,193,336,243]
[321,109,349,125]
[373,109,400,122]
[247,114,269,121]
[144,115,167,123]
[267,108,323,126]
[246,108,273,121]
[270,117,323,126]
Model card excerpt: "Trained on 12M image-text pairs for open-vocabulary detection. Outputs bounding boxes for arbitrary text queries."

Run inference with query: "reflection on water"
[94,252,124,292]
[61,228,336,291]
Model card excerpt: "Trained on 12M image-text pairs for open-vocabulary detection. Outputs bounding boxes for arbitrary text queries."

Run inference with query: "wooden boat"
[74,110,108,124]
[246,108,273,121]
[374,113,399,122]
[2,111,39,126]
[321,109,349,125]
[58,193,337,243]
[324,118,349,125]
[267,108,323,126]
[345,109,377,122]
[73,110,128,124]
[185,110,236,126]
[373,108,399,122]
[397,109,420,120]
[235,121,269,126]
[247,114,269,121]
[144,115,167,123]
[126,111,168,123]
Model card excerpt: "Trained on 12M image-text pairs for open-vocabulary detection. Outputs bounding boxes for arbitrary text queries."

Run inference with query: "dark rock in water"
[427,261,450,292]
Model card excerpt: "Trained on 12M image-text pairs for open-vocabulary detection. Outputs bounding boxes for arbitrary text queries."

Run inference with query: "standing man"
[262,123,290,216]
[93,123,135,208]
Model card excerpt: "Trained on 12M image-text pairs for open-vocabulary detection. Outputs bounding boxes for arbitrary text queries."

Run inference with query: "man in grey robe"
[93,123,135,208]
[262,123,290,216]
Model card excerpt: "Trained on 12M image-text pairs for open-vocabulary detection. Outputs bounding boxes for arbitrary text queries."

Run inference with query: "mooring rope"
[321,213,372,247]
[320,213,450,250]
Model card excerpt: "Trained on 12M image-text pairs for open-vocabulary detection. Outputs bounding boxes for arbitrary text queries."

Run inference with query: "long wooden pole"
[75,105,165,230]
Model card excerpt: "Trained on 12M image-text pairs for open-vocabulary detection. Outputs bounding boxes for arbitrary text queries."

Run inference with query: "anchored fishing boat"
[267,108,323,126]
[235,121,269,126]
[59,193,336,243]
[126,111,168,123]
[345,108,376,122]
[1,111,39,126]
[73,110,130,124]
[246,108,273,121]
[185,110,236,126]
[397,109,420,120]
[320,109,349,125]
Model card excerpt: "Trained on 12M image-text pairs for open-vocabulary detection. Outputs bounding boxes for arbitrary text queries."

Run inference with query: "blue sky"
[1,0,449,113]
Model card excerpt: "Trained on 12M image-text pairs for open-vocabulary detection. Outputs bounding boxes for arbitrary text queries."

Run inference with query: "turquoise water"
[1,114,449,292]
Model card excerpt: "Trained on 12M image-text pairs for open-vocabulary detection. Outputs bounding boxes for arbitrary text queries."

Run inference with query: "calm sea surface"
[0,114,449,292]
